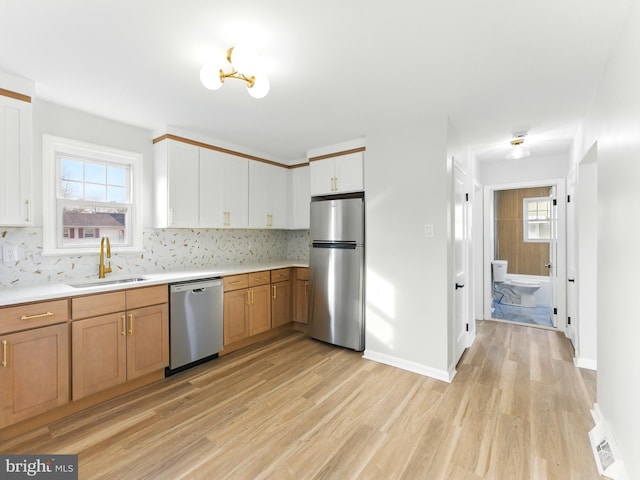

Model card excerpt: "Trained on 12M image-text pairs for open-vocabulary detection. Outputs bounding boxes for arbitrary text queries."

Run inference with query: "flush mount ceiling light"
[200,46,270,99]
[505,133,530,159]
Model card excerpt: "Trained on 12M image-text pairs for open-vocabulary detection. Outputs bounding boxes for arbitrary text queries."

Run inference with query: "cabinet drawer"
[249,271,270,287]
[72,291,126,320]
[271,268,291,282]
[296,267,309,281]
[224,274,249,292]
[0,299,69,335]
[126,285,168,310]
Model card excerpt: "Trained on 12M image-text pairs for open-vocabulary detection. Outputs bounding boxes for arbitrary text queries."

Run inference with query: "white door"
[454,161,469,362]
[566,172,577,344]
[548,185,558,328]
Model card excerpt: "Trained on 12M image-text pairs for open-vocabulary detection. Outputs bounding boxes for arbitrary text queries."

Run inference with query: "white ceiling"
[0,0,633,163]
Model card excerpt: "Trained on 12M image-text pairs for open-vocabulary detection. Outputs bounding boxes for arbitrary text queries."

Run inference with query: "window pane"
[85,183,106,201]
[60,180,83,199]
[61,205,128,246]
[107,185,127,203]
[107,166,127,187]
[61,158,83,181]
[85,163,106,184]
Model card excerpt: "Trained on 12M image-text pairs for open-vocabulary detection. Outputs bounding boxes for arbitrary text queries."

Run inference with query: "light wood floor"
[0,321,601,479]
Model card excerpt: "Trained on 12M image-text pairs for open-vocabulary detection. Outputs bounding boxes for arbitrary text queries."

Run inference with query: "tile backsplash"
[0,228,309,288]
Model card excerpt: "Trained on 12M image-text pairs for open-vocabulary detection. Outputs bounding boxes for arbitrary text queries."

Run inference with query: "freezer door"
[310,197,364,243]
[308,244,364,351]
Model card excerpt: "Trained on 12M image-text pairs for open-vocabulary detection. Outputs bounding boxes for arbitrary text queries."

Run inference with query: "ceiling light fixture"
[200,46,270,99]
[505,133,530,159]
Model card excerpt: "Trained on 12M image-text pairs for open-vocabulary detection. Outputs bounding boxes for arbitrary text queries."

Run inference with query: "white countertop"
[0,260,308,307]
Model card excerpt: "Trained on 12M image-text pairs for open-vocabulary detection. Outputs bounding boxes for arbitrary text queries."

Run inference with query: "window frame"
[42,134,143,255]
[522,196,552,243]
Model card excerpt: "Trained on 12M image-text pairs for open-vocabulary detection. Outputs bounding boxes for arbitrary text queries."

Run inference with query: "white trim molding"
[363,349,456,383]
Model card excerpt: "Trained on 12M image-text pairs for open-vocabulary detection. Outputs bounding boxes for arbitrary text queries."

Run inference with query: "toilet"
[491,260,541,308]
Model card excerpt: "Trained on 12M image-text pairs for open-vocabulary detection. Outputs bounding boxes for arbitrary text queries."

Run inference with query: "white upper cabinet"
[154,139,200,228]
[288,165,310,229]
[0,93,32,226]
[200,148,248,228]
[309,151,363,196]
[249,162,287,228]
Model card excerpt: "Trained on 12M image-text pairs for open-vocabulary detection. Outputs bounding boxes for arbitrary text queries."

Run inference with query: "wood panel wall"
[496,187,551,276]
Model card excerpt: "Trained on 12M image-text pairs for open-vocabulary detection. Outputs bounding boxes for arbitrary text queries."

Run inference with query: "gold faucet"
[99,236,112,278]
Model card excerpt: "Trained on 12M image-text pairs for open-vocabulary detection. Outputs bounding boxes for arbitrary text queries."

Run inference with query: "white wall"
[363,116,453,381]
[575,2,640,477]
[478,151,570,186]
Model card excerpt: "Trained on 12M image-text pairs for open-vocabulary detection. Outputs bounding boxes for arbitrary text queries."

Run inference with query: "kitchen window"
[523,196,551,242]
[42,135,143,255]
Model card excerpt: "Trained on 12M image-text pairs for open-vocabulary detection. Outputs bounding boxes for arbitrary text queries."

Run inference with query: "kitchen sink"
[69,277,148,288]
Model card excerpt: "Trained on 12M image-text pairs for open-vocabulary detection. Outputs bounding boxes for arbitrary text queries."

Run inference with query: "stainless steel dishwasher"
[168,277,223,375]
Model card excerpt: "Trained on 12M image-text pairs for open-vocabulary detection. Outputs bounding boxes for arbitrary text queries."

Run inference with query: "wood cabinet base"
[0,369,164,441]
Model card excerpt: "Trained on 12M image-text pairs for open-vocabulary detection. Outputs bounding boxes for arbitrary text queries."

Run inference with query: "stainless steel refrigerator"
[308,192,365,351]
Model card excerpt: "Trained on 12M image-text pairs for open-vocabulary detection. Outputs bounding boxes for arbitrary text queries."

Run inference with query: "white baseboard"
[362,349,455,383]
[574,356,597,370]
[589,404,628,480]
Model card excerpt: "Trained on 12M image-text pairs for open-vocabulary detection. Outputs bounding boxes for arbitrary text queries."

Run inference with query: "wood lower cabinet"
[0,322,69,428]
[71,285,168,400]
[271,268,292,328]
[223,273,271,345]
[294,268,309,324]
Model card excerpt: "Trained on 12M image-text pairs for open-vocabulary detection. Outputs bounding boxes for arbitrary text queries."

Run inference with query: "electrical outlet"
[424,224,435,238]
[2,245,20,263]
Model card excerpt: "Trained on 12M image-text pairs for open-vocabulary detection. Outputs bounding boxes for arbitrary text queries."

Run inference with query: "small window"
[523,197,551,242]
[42,135,143,255]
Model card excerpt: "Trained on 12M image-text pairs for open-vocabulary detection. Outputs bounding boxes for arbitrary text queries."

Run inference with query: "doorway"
[483,180,566,331]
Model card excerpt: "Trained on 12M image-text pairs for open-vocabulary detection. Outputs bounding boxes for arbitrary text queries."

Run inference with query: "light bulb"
[247,74,270,99]
[200,63,223,90]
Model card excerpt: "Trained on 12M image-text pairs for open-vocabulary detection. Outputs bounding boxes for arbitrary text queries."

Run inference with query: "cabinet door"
[289,166,310,229]
[224,289,250,345]
[0,323,69,427]
[249,162,287,228]
[126,303,169,380]
[295,279,309,324]
[271,280,291,327]
[199,148,226,228]
[167,141,200,227]
[309,158,334,196]
[249,284,271,335]
[225,155,249,228]
[0,95,32,226]
[334,151,364,193]
[269,166,287,228]
[72,313,127,400]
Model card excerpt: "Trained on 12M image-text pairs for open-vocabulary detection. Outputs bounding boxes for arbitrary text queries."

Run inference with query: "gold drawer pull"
[128,314,134,335]
[1,340,7,368]
[121,315,127,336]
[272,285,277,299]
[21,311,54,321]
[229,280,243,285]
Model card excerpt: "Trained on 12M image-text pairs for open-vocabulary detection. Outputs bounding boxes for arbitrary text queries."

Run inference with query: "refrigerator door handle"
[312,241,357,249]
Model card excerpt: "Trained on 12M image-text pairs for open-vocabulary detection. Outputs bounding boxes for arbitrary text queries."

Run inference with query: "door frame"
[482,178,567,332]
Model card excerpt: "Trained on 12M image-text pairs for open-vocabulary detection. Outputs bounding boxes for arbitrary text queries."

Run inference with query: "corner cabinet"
[70,285,169,400]
[309,150,364,196]
[0,299,69,428]
[293,268,309,325]
[0,91,32,226]
[288,166,310,229]
[249,162,287,228]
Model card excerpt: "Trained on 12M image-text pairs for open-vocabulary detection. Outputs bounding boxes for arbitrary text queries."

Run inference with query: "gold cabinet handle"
[1,340,7,368]
[250,290,254,305]
[305,282,309,297]
[121,315,127,336]
[128,314,134,335]
[272,285,277,299]
[21,311,53,321]
[246,290,251,305]
[230,280,243,285]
